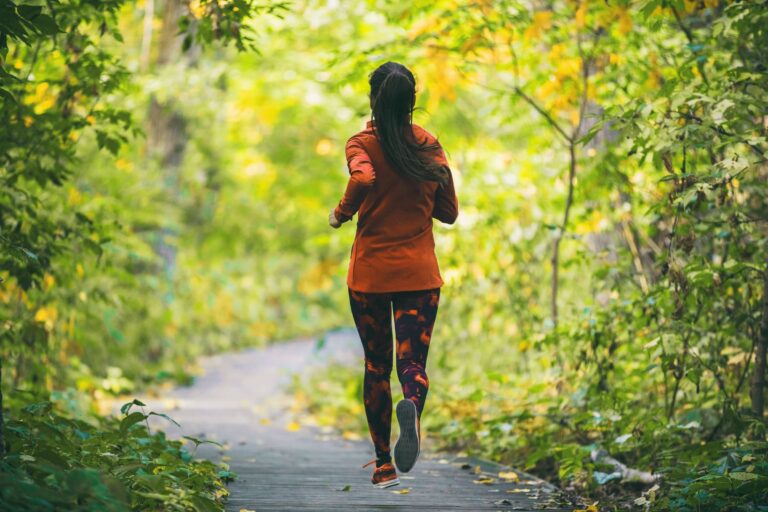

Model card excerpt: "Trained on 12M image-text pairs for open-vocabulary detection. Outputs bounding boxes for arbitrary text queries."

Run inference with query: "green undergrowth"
[0,396,233,512]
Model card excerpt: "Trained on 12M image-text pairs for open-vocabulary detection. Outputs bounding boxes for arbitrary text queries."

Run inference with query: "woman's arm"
[432,144,459,224]
[332,136,375,225]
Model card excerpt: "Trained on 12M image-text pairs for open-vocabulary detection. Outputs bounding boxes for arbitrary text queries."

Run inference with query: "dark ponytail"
[369,62,449,185]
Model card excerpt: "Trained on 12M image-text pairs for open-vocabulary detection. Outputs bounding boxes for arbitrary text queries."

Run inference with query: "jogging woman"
[328,61,459,489]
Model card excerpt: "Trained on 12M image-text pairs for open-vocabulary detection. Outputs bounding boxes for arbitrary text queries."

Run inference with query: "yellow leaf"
[617,9,633,35]
[533,11,553,30]
[499,471,520,482]
[524,11,553,39]
[259,417,271,425]
[239,509,257,512]
[474,476,496,484]
[34,306,58,327]
[115,158,133,172]
[67,187,82,206]
[189,0,206,18]
[391,488,410,494]
[315,138,334,156]
[575,1,588,28]
[285,421,301,432]
[569,108,581,126]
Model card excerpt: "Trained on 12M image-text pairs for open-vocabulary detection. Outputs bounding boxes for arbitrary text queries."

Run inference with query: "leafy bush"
[0,398,232,512]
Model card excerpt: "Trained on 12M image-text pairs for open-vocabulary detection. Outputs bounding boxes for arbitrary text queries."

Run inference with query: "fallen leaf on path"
[573,504,599,512]
[391,488,410,494]
[285,421,301,432]
[259,418,271,425]
[338,485,351,492]
[473,476,496,485]
[342,431,361,440]
[506,488,532,493]
[499,470,520,482]
[472,465,482,474]
[239,509,256,512]
[221,455,232,462]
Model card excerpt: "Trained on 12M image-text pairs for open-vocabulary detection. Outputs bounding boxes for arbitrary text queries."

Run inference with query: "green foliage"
[1,398,231,511]
[2,0,767,509]
[654,442,768,511]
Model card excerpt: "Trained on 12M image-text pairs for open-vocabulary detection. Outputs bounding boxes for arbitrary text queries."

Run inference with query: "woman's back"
[333,121,458,293]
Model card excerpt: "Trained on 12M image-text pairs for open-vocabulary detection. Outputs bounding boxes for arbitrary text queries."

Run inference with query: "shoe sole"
[373,478,400,489]
[393,399,419,473]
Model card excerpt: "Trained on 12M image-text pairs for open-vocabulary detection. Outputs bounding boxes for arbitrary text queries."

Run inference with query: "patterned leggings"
[348,287,441,460]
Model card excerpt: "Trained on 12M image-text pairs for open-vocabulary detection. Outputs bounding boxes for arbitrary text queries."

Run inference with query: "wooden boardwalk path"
[135,330,572,511]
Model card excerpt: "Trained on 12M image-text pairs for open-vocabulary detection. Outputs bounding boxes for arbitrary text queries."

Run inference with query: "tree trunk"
[140,0,154,72]
[146,0,194,290]
[750,262,768,427]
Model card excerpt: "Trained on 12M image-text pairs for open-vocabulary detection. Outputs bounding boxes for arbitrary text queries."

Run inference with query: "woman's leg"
[392,288,441,417]
[348,288,394,462]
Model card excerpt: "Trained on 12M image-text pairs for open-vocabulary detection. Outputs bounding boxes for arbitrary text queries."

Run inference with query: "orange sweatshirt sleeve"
[433,166,458,224]
[431,144,459,224]
[334,136,375,223]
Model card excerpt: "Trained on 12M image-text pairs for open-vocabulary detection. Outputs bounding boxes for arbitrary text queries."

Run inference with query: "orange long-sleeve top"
[333,121,459,293]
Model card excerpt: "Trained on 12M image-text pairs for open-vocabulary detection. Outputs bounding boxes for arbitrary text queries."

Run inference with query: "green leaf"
[120,399,147,415]
[148,411,181,428]
[183,435,223,448]
[30,14,59,35]
[119,411,147,433]
[729,472,759,481]
[16,5,43,20]
[20,247,39,262]
[21,401,52,416]
[188,495,220,512]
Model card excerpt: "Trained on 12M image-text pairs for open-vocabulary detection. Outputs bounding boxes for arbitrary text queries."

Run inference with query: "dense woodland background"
[1,0,767,510]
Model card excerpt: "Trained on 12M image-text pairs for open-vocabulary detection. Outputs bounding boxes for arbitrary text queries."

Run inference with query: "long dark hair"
[368,62,449,185]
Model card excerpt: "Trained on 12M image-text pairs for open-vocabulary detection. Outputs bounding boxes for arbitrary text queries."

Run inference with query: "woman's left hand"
[329,208,342,229]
